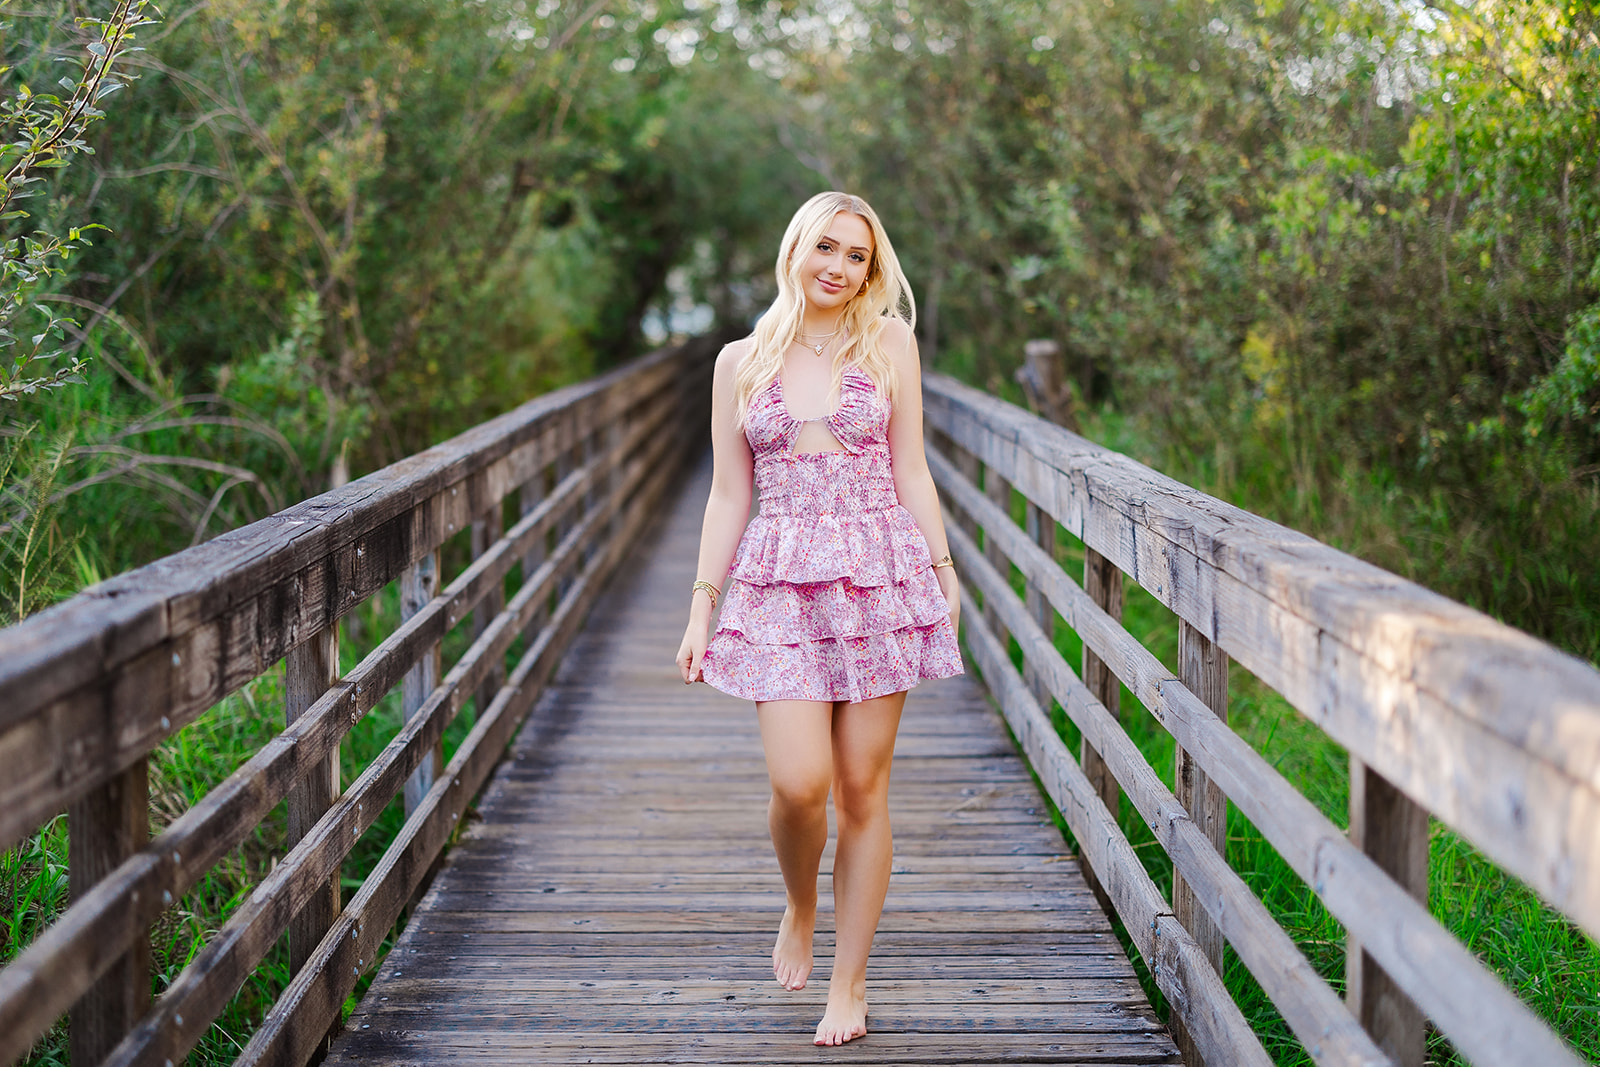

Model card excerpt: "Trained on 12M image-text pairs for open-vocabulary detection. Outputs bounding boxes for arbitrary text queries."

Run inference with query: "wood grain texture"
[67,759,150,1065]
[0,341,716,1066]
[321,455,1179,1067]
[923,373,1600,941]
[1346,760,1428,1067]
[0,335,727,855]
[948,520,1381,1067]
[931,442,1584,1067]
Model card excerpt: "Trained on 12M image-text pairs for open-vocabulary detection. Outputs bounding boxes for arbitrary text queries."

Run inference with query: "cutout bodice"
[743,368,896,517]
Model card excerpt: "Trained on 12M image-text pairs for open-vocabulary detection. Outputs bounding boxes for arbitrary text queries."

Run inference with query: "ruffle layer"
[701,617,964,705]
[728,505,930,588]
[716,570,950,645]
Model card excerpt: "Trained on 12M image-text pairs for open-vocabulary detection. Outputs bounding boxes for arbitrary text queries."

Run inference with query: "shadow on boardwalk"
[329,454,1178,1065]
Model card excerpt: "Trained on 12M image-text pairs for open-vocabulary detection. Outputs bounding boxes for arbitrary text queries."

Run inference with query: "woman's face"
[797,211,874,314]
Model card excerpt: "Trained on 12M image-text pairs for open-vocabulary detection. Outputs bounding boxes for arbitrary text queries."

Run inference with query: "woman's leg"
[756,699,834,991]
[815,689,907,1045]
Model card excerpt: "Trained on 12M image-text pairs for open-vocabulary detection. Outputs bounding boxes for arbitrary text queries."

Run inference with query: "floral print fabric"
[701,368,964,703]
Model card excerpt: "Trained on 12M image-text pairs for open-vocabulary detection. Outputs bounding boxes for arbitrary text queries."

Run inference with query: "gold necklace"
[795,323,843,356]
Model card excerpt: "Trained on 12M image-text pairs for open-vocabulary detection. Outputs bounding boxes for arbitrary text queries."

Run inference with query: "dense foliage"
[2,1,1597,1064]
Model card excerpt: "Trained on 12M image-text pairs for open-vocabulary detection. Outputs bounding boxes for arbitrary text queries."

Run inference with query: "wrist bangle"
[692,579,721,608]
[931,553,954,570]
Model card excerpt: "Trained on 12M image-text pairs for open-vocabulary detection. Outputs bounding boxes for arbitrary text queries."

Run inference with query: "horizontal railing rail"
[923,370,1600,1067]
[0,336,720,1066]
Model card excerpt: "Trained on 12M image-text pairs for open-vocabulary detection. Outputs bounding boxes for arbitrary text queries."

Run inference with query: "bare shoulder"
[880,317,920,375]
[716,335,757,375]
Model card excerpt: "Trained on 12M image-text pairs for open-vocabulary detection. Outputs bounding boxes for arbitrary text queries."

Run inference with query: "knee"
[770,772,830,817]
[832,771,889,827]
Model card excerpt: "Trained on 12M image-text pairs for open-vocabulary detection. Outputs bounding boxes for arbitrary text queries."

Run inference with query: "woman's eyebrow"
[820,233,872,253]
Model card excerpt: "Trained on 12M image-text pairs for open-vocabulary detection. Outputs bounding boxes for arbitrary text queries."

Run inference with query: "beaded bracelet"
[691,579,721,608]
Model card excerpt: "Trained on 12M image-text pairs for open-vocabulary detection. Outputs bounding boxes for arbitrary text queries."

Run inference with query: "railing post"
[1022,501,1055,708]
[68,760,150,1065]
[519,469,549,640]
[472,501,507,716]
[285,623,340,1059]
[1172,619,1230,1064]
[402,551,441,818]
[982,465,1012,647]
[1347,759,1429,1067]
[1080,547,1122,911]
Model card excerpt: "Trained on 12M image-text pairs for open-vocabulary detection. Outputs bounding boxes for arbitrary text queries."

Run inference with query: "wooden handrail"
[923,370,1600,1067]
[0,336,719,1066]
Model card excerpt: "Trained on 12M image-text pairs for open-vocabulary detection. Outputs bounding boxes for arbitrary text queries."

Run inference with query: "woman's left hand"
[936,567,960,634]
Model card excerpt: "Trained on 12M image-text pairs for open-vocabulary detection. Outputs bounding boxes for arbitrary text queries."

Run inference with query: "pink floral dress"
[701,367,964,703]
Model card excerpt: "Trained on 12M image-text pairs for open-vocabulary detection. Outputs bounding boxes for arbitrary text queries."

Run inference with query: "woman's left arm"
[885,321,960,632]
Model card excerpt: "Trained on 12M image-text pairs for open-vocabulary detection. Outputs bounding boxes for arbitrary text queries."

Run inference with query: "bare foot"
[814,987,869,1046]
[772,904,815,990]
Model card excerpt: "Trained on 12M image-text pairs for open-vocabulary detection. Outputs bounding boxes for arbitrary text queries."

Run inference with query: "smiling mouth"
[817,278,844,293]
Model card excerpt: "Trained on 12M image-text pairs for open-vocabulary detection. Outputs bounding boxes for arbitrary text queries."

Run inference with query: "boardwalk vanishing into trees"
[326,455,1178,1065]
[2,337,1598,1067]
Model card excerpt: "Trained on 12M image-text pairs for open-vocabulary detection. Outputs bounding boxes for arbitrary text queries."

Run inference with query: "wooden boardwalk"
[328,456,1178,1066]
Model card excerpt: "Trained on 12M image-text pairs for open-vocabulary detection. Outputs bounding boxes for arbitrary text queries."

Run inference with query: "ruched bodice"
[700,362,963,704]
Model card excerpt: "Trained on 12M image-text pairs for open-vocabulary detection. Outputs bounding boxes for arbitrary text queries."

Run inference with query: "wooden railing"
[0,337,718,1066]
[923,372,1600,1067]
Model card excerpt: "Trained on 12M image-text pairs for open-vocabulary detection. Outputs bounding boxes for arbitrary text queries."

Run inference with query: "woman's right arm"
[677,341,755,683]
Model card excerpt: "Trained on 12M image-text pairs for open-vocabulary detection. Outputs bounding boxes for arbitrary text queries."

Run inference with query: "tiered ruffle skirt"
[701,504,963,703]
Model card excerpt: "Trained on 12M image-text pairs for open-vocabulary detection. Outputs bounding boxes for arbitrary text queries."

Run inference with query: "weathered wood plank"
[0,339,718,854]
[325,455,1176,1067]
[1346,760,1428,1067]
[285,624,341,998]
[67,759,150,1066]
[923,373,1600,940]
[401,552,442,818]
[958,595,1269,1067]
[933,444,1585,1067]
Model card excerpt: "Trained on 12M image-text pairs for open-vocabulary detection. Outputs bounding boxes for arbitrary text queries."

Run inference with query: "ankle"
[784,897,818,918]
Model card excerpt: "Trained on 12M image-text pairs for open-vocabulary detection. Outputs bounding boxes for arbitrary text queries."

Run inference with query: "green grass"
[969,424,1600,1066]
[2,524,524,1066]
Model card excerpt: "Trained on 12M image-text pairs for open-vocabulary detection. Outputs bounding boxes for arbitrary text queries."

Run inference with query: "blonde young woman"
[675,191,963,1046]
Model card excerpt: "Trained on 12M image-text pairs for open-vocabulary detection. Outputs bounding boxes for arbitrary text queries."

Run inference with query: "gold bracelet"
[691,579,721,607]
[931,553,955,570]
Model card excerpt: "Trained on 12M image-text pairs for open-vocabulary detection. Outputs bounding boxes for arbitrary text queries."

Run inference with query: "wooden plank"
[285,625,340,990]
[471,501,507,718]
[933,445,1584,1066]
[1079,545,1122,917]
[240,397,702,1067]
[1170,620,1227,1066]
[959,599,1269,1067]
[401,552,442,818]
[1346,760,1428,1067]
[285,624,340,1061]
[324,455,1177,1067]
[922,373,1600,941]
[0,338,718,854]
[950,521,1380,1066]
[67,759,150,1065]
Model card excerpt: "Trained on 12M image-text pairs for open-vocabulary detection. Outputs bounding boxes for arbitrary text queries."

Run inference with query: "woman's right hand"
[676,618,709,683]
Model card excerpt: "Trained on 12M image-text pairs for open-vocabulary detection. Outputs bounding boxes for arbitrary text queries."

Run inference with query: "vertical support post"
[1172,619,1230,1065]
[1022,501,1055,709]
[286,624,340,1059]
[472,500,507,717]
[402,552,442,818]
[1347,759,1429,1067]
[520,469,549,640]
[982,466,1012,647]
[950,445,981,543]
[68,761,150,1065]
[1080,548,1122,910]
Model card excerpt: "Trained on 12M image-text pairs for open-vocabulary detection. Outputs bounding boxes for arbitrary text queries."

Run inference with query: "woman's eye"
[818,242,833,252]
[849,253,865,262]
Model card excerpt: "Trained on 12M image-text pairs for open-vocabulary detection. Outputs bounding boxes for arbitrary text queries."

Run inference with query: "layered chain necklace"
[795,320,845,356]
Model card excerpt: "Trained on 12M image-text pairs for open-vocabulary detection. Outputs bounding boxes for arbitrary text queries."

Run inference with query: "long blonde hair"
[734,191,916,423]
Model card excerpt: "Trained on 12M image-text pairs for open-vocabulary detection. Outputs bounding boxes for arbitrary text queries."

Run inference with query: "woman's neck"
[798,308,846,337]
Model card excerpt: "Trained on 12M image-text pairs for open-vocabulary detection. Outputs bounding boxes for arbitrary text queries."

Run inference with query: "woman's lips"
[817,278,844,293]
